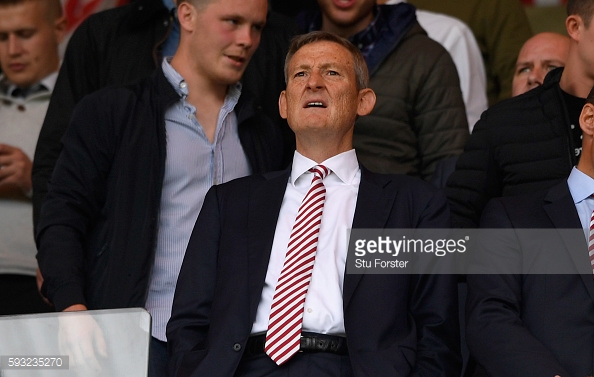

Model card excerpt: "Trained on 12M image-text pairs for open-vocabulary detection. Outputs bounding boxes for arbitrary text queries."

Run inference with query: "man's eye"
[328,70,338,76]
[294,72,306,77]
[546,65,560,71]
[517,67,530,75]
[17,30,35,39]
[225,19,239,26]
[0,34,7,42]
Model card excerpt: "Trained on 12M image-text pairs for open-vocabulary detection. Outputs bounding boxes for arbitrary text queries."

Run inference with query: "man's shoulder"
[482,180,568,225]
[215,169,290,190]
[476,78,561,131]
[77,70,170,110]
[362,167,444,198]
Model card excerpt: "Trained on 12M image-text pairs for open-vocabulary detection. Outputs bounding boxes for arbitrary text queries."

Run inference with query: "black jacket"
[35,68,290,312]
[32,0,296,228]
[446,68,577,227]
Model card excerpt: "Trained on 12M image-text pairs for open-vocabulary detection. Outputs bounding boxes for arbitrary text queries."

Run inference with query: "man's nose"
[7,34,22,56]
[236,26,255,50]
[527,67,544,88]
[307,71,324,90]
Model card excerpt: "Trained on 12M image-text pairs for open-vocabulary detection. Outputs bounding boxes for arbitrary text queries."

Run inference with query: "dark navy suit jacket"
[466,181,594,377]
[167,166,461,377]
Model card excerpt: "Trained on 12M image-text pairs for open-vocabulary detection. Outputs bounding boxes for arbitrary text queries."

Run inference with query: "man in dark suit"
[466,86,594,376]
[167,31,461,377]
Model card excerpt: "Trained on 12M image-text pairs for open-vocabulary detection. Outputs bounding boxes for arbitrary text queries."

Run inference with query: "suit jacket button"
[233,343,241,351]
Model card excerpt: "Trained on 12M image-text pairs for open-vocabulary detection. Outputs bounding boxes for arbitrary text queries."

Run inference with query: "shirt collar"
[290,149,359,187]
[568,166,594,204]
[348,5,383,55]
[161,57,242,99]
[0,70,57,98]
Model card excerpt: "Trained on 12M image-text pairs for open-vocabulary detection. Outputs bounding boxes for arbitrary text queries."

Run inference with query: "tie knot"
[309,165,330,180]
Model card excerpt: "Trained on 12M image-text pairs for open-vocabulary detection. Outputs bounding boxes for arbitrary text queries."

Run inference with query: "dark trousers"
[0,274,52,315]
[235,352,354,377]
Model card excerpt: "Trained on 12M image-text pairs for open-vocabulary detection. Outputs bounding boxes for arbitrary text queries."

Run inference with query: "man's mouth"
[226,55,246,66]
[306,101,326,108]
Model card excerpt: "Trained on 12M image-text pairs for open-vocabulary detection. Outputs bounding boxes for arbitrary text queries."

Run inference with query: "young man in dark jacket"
[32,0,296,228]
[35,0,290,375]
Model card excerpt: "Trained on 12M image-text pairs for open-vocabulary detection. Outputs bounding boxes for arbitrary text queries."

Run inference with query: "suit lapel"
[343,168,397,309]
[543,182,594,302]
[247,169,291,317]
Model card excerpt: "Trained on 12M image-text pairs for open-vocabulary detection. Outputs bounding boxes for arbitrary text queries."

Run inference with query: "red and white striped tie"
[265,164,330,365]
[588,211,594,274]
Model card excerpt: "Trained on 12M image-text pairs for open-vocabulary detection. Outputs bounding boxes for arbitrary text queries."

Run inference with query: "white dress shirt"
[386,0,488,131]
[251,150,360,335]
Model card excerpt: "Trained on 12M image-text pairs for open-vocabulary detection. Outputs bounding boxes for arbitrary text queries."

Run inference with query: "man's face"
[279,40,374,143]
[512,33,569,96]
[188,0,267,87]
[0,0,64,88]
[317,0,376,37]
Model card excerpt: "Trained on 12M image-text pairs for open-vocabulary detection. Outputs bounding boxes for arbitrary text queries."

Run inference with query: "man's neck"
[321,13,374,39]
[559,52,594,99]
[577,157,594,180]
[295,137,353,164]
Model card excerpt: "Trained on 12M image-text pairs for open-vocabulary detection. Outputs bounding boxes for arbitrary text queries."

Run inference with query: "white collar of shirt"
[290,149,360,188]
[1,71,58,97]
[568,166,594,204]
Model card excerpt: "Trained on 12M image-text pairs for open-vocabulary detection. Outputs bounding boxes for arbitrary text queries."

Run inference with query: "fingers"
[58,312,106,374]
[0,144,32,194]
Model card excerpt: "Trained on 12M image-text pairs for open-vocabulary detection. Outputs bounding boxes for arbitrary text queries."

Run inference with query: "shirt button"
[180,82,187,89]
[233,343,242,351]
[571,124,575,129]
[307,308,313,313]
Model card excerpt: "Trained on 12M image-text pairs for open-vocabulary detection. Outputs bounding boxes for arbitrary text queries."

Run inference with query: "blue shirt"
[567,167,594,241]
[145,58,251,341]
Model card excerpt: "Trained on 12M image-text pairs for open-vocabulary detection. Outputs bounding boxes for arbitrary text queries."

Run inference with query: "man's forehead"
[290,42,353,66]
[204,0,267,19]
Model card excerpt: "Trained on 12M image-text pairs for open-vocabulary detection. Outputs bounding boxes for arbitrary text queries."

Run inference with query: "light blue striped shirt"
[568,167,594,242]
[146,58,251,341]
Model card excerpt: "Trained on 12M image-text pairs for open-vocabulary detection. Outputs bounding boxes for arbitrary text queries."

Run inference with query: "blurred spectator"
[297,0,468,181]
[32,0,296,230]
[408,0,533,105]
[447,0,592,228]
[512,32,570,96]
[380,0,487,130]
[0,0,66,315]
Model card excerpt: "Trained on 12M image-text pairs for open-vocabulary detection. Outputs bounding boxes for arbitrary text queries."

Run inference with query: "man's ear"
[356,88,376,117]
[177,1,197,32]
[279,90,288,120]
[566,14,582,42]
[54,15,67,44]
[580,102,594,137]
